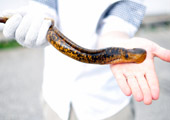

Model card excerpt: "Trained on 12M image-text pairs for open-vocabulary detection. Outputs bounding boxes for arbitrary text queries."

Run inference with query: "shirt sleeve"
[32,0,58,10]
[98,0,146,37]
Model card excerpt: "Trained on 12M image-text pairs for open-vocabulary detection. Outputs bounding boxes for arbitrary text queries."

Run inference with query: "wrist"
[98,31,130,49]
[100,16,138,38]
[29,1,58,24]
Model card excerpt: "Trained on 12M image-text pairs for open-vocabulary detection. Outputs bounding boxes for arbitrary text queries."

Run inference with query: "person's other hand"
[2,1,57,48]
[98,32,170,105]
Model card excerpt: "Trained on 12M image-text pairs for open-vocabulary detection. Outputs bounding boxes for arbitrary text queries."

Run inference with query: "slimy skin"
[47,26,146,64]
[0,17,147,64]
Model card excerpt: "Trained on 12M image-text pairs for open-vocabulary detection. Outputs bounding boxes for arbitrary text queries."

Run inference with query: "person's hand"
[2,1,57,48]
[98,32,170,105]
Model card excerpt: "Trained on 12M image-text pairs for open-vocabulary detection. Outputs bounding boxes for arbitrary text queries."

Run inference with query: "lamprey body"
[0,17,147,64]
[47,27,146,64]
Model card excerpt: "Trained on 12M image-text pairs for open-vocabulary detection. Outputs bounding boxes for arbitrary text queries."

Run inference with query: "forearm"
[97,0,146,48]
[97,31,130,49]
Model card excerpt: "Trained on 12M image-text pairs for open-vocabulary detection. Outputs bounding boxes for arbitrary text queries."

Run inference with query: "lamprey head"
[125,48,147,63]
[108,48,147,64]
[103,47,147,64]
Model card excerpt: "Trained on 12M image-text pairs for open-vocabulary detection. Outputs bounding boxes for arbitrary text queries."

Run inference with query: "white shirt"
[42,0,137,120]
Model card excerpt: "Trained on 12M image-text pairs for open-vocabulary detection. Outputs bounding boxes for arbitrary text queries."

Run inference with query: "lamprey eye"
[125,54,129,59]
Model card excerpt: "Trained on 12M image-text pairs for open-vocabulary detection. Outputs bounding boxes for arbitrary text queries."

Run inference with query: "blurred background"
[0,0,170,120]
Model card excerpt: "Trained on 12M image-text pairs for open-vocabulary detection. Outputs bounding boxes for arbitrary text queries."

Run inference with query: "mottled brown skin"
[47,26,146,64]
[0,17,147,64]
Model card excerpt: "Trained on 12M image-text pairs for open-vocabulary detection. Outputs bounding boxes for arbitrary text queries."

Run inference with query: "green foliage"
[0,40,21,49]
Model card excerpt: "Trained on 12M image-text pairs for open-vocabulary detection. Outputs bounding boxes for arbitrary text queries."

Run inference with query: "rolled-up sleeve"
[98,0,146,37]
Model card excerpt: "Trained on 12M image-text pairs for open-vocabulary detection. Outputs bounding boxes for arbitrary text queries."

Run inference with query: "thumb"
[2,6,28,17]
[154,45,170,62]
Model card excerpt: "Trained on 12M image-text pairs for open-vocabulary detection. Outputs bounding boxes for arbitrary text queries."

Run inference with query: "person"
[2,0,170,120]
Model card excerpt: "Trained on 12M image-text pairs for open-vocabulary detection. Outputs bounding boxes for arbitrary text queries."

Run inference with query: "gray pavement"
[0,48,44,120]
[0,25,170,120]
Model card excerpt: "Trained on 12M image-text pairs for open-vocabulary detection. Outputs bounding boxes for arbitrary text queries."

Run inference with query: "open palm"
[110,37,170,105]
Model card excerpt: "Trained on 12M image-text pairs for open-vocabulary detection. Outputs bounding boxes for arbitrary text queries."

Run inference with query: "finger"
[154,45,170,62]
[136,74,152,105]
[15,14,32,46]
[25,16,44,48]
[3,14,22,38]
[114,72,131,96]
[145,71,159,100]
[36,19,52,47]
[125,74,143,102]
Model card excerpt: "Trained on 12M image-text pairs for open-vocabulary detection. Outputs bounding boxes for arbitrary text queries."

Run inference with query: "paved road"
[0,48,44,120]
[0,25,170,120]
